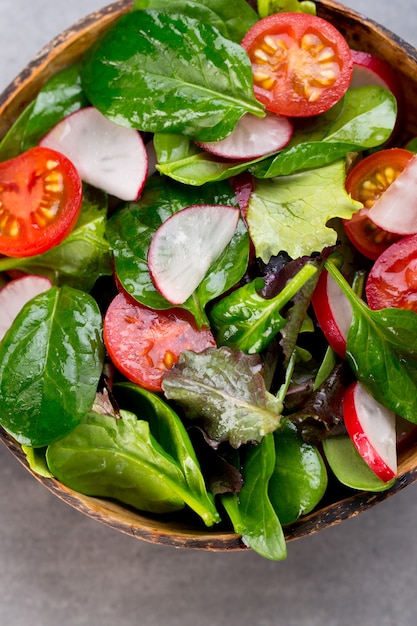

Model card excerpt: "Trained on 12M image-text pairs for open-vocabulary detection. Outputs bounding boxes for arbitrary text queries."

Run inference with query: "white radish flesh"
[0,275,53,340]
[197,112,293,160]
[40,107,148,201]
[311,270,352,358]
[343,381,397,482]
[367,154,417,234]
[148,204,240,305]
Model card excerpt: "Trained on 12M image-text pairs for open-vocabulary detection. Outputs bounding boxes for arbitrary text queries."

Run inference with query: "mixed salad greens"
[1,0,417,560]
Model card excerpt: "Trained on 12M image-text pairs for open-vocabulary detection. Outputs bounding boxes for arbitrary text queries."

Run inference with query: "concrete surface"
[1,2,417,625]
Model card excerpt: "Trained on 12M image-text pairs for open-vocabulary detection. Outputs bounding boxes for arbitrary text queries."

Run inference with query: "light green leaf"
[246,160,362,261]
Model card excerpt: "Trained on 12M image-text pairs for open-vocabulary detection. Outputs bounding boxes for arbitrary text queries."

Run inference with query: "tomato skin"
[0,146,82,257]
[103,291,216,392]
[343,148,414,259]
[365,233,417,312]
[241,12,352,117]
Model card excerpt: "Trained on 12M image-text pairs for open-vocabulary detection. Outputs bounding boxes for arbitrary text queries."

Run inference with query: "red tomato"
[103,291,216,392]
[0,146,82,257]
[365,233,417,312]
[343,148,414,259]
[241,12,352,117]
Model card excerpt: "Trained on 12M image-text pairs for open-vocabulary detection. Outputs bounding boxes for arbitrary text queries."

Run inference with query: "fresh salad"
[1,0,417,561]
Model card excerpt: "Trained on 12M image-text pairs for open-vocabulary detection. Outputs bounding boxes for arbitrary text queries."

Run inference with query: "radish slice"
[39,107,148,201]
[197,112,293,160]
[350,49,404,105]
[367,154,417,234]
[343,381,397,482]
[311,270,352,358]
[148,204,240,305]
[0,274,53,340]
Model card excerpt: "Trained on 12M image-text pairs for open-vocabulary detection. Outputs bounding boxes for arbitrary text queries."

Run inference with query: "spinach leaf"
[114,382,220,525]
[81,10,264,142]
[46,410,188,514]
[106,176,249,326]
[132,0,258,42]
[21,63,89,150]
[0,286,104,447]
[326,259,417,424]
[0,186,112,291]
[209,263,317,354]
[223,434,287,560]
[162,347,282,447]
[154,132,261,186]
[323,435,395,492]
[268,420,328,525]
[246,160,362,262]
[0,63,88,160]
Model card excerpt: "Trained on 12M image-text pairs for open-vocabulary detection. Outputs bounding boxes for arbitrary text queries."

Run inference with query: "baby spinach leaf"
[0,64,88,160]
[154,132,261,186]
[132,0,258,42]
[21,63,88,150]
[46,410,188,514]
[246,160,362,262]
[81,10,264,142]
[114,382,220,525]
[326,259,417,424]
[209,263,317,354]
[162,347,282,447]
[0,286,104,447]
[268,420,328,525]
[233,434,287,560]
[0,186,112,290]
[106,177,249,326]
[323,435,395,492]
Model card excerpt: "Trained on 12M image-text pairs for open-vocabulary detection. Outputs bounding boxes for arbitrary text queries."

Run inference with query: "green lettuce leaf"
[246,160,362,261]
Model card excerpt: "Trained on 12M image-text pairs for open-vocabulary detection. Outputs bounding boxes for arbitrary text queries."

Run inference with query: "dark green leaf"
[268,420,328,525]
[46,410,188,513]
[81,10,264,142]
[132,0,258,42]
[114,382,220,525]
[0,286,104,446]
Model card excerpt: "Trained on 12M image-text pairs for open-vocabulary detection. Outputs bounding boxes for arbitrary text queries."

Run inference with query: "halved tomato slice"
[0,146,82,257]
[343,148,414,259]
[241,12,352,117]
[103,291,216,392]
[365,233,417,312]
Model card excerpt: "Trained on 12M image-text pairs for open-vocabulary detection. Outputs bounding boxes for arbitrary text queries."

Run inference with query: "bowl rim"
[1,0,417,552]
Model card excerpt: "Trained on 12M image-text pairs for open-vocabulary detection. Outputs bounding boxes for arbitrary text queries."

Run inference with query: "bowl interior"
[1,0,417,551]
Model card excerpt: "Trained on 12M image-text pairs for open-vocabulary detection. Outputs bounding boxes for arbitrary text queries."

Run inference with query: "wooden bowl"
[1,0,417,552]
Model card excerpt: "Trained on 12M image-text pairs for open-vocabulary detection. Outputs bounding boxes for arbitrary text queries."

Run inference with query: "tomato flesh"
[0,146,82,257]
[343,148,414,259]
[365,233,417,312]
[104,291,216,392]
[241,12,353,117]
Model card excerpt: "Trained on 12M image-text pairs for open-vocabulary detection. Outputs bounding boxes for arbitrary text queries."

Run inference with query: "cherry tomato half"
[343,148,414,260]
[0,146,82,257]
[104,291,216,392]
[241,12,352,117]
[365,233,417,312]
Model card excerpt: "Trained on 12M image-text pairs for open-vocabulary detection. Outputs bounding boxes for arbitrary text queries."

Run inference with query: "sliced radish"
[311,270,353,358]
[148,204,240,305]
[343,381,397,482]
[39,107,148,201]
[350,49,404,105]
[197,112,293,161]
[367,154,417,234]
[0,274,53,340]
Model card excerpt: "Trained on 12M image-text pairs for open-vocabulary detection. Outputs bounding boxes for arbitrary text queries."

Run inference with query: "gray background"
[1,2,417,625]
